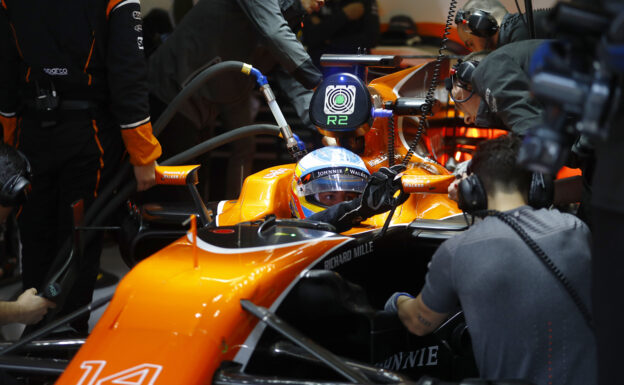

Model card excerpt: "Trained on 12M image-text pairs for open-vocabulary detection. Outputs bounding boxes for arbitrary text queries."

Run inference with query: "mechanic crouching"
[0,0,161,334]
[455,0,554,52]
[385,135,596,385]
[446,40,547,135]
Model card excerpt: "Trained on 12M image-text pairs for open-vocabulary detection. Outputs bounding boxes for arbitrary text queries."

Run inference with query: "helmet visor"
[299,167,369,196]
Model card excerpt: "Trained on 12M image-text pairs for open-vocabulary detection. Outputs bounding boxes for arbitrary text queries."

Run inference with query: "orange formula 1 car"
[0,58,538,385]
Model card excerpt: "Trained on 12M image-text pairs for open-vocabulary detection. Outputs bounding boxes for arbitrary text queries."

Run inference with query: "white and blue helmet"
[290,146,370,218]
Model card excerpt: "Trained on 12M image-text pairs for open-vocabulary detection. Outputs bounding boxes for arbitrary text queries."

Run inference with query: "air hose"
[86,61,300,225]
[38,62,290,324]
[41,124,282,309]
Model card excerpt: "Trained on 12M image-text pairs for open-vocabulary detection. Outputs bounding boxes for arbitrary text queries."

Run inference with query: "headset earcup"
[0,175,30,206]
[468,10,499,38]
[457,174,488,213]
[528,172,554,209]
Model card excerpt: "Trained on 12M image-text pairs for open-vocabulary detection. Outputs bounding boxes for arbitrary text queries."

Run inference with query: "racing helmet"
[290,146,370,219]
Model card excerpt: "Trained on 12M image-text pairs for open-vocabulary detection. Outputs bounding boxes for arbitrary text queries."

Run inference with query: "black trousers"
[17,114,123,333]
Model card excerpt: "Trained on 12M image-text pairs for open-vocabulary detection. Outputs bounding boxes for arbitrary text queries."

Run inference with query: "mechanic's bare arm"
[0,288,56,325]
[397,294,448,336]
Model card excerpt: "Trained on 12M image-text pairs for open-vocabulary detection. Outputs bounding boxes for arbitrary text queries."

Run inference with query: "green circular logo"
[334,94,346,105]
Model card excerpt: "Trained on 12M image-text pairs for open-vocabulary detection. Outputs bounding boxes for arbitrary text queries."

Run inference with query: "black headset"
[457,171,554,214]
[445,59,479,103]
[0,150,33,207]
[455,9,499,38]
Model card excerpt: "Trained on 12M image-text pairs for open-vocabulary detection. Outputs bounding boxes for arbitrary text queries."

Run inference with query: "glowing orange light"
[466,128,481,138]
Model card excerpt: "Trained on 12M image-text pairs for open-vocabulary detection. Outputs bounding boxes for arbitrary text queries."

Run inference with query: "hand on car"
[448,174,466,202]
[301,0,325,14]
[134,161,157,192]
[359,164,408,218]
[342,2,365,20]
[15,288,56,325]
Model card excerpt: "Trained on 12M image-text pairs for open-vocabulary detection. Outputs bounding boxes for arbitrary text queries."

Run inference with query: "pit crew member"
[302,0,380,69]
[448,40,595,224]
[446,40,546,135]
[148,0,325,196]
[385,135,596,385]
[0,0,161,333]
[0,142,55,325]
[456,0,554,52]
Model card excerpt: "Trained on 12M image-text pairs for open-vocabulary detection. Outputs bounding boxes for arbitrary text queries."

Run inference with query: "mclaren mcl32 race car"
[0,56,541,385]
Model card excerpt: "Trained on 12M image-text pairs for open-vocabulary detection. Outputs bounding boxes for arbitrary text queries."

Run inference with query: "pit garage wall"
[377,0,557,24]
[141,0,557,24]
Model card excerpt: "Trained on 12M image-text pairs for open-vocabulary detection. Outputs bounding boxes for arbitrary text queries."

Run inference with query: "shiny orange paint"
[57,235,350,385]
[215,158,460,232]
[216,164,296,226]
[155,165,200,186]
[402,174,455,194]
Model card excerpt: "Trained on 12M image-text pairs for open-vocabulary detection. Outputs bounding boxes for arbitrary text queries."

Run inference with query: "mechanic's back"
[437,208,595,384]
[387,135,596,385]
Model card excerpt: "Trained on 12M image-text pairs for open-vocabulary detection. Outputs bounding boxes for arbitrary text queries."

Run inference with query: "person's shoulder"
[438,217,495,253]
[530,207,590,234]
[495,39,545,56]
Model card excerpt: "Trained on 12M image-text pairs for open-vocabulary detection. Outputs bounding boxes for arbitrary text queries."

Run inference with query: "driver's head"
[290,146,370,219]
[0,143,32,220]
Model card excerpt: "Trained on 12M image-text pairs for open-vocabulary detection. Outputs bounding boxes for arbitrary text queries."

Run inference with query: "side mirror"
[155,165,200,186]
[401,174,455,194]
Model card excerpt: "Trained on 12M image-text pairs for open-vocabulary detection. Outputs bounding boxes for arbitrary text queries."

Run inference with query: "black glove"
[384,291,414,313]
[332,164,408,229]
[309,165,409,233]
[358,164,409,218]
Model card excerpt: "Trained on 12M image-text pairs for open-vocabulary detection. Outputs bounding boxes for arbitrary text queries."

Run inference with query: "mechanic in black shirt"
[447,40,546,135]
[449,40,595,220]
[302,0,380,70]
[148,0,325,197]
[455,0,554,52]
[0,0,162,333]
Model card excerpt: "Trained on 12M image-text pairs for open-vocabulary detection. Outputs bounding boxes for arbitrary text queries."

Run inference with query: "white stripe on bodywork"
[0,110,16,117]
[187,231,347,255]
[214,200,228,227]
[232,236,353,367]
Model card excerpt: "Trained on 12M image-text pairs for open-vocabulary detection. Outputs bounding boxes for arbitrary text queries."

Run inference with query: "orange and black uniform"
[0,0,161,331]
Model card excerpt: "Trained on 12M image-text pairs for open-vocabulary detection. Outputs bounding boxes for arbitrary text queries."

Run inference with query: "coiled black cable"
[388,116,395,167]
[486,210,594,331]
[402,0,458,166]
